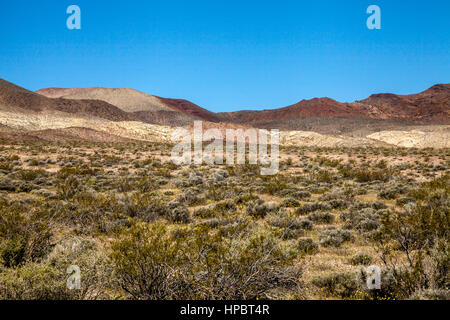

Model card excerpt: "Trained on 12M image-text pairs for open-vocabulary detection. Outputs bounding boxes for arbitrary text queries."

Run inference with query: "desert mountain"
[353,84,450,121]
[34,82,450,128]
[0,78,449,146]
[217,97,363,123]
[0,79,130,121]
[218,84,450,126]
[37,87,220,125]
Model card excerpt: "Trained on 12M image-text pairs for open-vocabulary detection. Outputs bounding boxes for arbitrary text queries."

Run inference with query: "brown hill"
[155,96,220,122]
[218,84,450,129]
[37,87,220,125]
[353,84,450,121]
[36,87,172,112]
[218,97,364,123]
[0,79,130,121]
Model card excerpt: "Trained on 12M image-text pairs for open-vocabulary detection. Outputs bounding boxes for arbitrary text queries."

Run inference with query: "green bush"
[0,263,74,300]
[0,200,52,267]
[319,228,352,248]
[296,238,318,255]
[110,222,302,299]
[375,174,449,298]
[312,272,359,298]
[350,253,373,266]
[308,212,335,224]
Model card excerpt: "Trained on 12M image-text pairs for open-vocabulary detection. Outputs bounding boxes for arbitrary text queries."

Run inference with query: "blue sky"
[0,0,449,112]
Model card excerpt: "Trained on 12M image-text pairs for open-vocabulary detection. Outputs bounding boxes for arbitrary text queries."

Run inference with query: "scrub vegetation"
[0,141,448,300]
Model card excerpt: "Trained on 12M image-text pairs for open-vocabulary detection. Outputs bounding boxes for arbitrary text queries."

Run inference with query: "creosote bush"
[0,199,52,268]
[110,221,302,299]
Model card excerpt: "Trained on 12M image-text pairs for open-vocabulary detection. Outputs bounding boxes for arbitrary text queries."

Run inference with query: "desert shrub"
[378,184,408,200]
[211,169,229,182]
[0,238,26,268]
[19,181,36,192]
[165,202,191,224]
[53,191,136,234]
[374,174,449,298]
[0,160,13,171]
[176,188,203,206]
[193,204,217,219]
[350,253,373,266]
[233,192,260,205]
[378,188,396,199]
[57,175,85,199]
[261,175,288,195]
[358,267,400,300]
[296,238,318,255]
[45,238,112,299]
[0,238,110,300]
[119,192,164,221]
[0,177,17,192]
[195,218,238,229]
[0,200,52,267]
[193,200,236,219]
[298,218,314,230]
[372,201,387,210]
[341,207,381,235]
[110,222,185,299]
[110,222,302,299]
[410,289,449,300]
[205,184,245,202]
[309,170,335,183]
[216,216,255,237]
[312,272,359,298]
[395,197,416,207]
[350,201,372,210]
[328,199,348,209]
[339,166,391,182]
[319,228,352,248]
[265,210,304,239]
[16,169,47,182]
[57,166,96,180]
[281,197,301,208]
[308,212,335,224]
[246,199,272,219]
[188,173,203,186]
[292,191,311,200]
[0,263,76,300]
[296,202,329,215]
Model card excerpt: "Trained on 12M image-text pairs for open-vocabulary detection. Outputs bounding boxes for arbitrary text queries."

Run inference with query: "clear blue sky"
[1,0,449,112]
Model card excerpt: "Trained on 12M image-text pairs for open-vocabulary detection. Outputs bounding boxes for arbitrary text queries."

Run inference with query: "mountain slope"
[36,87,174,113]
[37,87,221,125]
[0,126,135,142]
[353,84,450,121]
[0,79,130,121]
[218,97,363,123]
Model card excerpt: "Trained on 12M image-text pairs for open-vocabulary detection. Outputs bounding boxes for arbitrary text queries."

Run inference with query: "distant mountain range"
[1,78,449,131]
[218,84,450,124]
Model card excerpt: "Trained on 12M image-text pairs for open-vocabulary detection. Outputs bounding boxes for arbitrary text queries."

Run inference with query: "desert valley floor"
[0,141,448,299]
